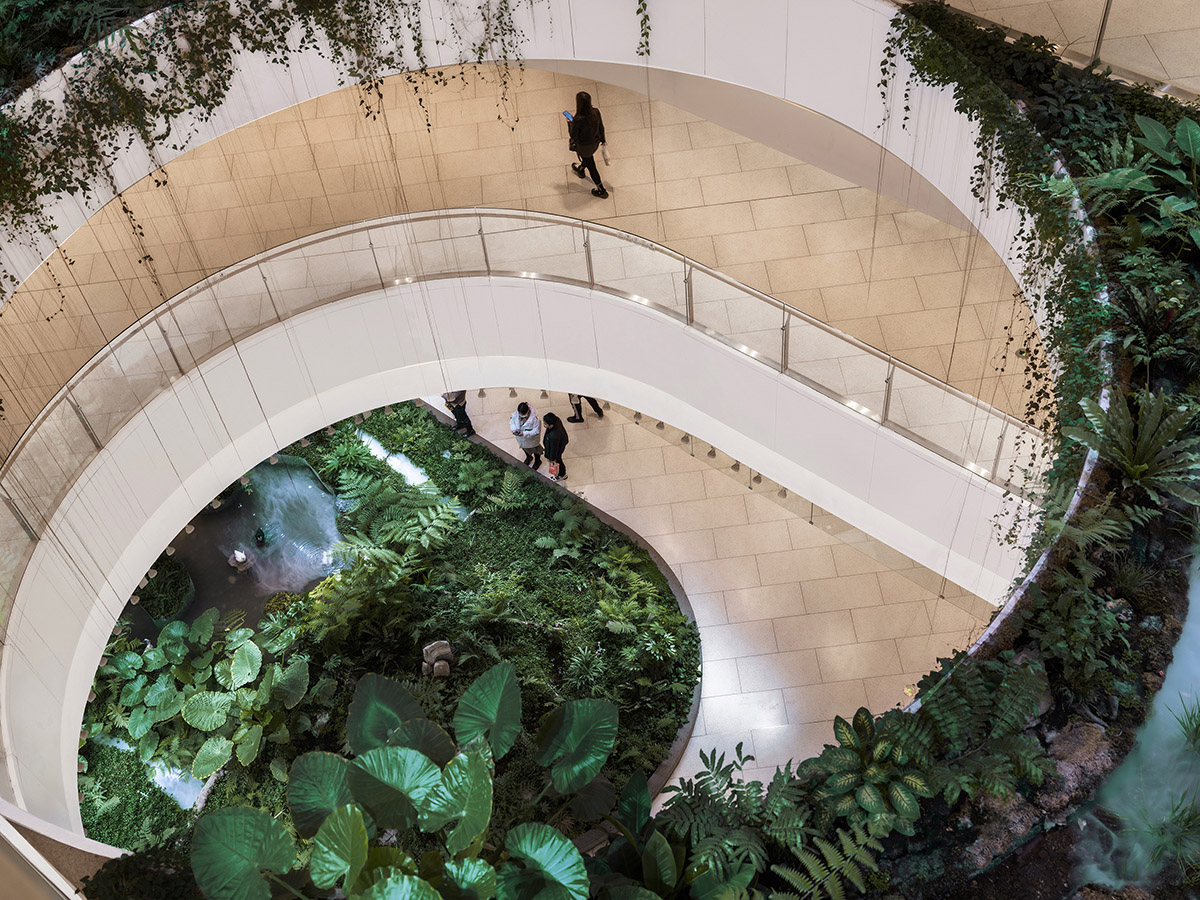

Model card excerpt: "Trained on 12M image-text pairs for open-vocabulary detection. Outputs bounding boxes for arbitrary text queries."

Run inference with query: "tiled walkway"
[431,390,995,785]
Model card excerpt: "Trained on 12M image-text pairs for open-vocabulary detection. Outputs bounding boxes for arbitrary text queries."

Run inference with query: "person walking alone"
[510,401,543,470]
[567,393,603,423]
[568,91,609,199]
[442,390,474,437]
[543,412,569,481]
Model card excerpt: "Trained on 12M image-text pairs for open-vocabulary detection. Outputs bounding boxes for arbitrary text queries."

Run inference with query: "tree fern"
[768,825,881,900]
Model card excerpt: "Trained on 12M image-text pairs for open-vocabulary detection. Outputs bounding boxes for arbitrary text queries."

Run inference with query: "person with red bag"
[542,412,570,482]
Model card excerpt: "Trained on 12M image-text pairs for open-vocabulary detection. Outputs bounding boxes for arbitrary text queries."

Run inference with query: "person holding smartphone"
[565,91,608,199]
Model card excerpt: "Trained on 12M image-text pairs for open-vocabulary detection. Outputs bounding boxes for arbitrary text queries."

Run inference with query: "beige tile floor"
[429,390,995,786]
[3,65,1043,448]
[948,0,1200,94]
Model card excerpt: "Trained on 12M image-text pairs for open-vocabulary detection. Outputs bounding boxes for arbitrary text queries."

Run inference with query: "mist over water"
[1074,557,1200,888]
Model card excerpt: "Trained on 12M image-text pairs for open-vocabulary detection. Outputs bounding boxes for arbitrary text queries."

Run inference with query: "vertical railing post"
[881,362,895,425]
[477,214,491,276]
[991,421,1009,483]
[779,309,790,374]
[65,390,102,451]
[583,226,594,288]
[684,265,694,325]
[0,492,37,542]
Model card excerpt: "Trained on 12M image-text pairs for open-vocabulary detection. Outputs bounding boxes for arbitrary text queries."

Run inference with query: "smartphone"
[562,110,573,121]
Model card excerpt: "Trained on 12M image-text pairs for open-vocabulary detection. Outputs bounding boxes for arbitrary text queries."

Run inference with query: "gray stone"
[423,640,453,664]
[421,662,433,676]
[433,660,451,678]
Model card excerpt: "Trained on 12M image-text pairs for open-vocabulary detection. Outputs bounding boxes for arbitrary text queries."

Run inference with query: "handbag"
[548,461,561,477]
[600,143,611,166]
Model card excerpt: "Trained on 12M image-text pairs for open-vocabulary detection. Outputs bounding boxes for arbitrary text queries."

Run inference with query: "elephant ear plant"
[190,664,620,900]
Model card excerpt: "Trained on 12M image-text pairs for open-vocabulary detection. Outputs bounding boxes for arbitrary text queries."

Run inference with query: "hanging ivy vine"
[0,0,541,297]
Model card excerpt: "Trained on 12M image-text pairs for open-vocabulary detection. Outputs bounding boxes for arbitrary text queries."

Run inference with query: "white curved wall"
[3,0,1023,295]
[2,274,1027,830]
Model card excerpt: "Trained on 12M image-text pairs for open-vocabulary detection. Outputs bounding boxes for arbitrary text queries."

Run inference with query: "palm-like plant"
[1063,391,1200,506]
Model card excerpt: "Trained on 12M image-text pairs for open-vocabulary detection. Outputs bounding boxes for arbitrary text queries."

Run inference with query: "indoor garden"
[1,0,1200,897]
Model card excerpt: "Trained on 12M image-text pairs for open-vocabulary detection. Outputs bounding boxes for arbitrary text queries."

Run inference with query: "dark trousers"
[450,404,473,434]
[522,446,542,468]
[577,153,603,187]
[571,396,603,419]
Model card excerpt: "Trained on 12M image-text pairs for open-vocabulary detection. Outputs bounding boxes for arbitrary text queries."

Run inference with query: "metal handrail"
[0,209,1045,515]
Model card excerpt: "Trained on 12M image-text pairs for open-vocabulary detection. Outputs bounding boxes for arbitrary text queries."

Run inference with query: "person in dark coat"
[542,412,569,481]
[567,393,603,423]
[569,91,608,199]
[442,390,474,436]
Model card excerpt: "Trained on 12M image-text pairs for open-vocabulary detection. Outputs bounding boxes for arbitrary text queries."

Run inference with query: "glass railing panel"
[0,504,35,625]
[887,366,1006,466]
[994,422,1050,494]
[401,215,487,276]
[70,326,178,446]
[1,399,97,531]
[587,230,686,319]
[481,216,588,282]
[786,315,889,420]
[362,221,421,284]
[258,231,384,320]
[690,269,782,367]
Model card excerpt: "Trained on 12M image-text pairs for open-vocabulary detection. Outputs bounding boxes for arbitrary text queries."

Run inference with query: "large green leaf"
[347,673,425,755]
[275,660,309,710]
[351,847,419,895]
[888,781,920,820]
[231,641,263,688]
[641,831,677,897]
[142,647,169,672]
[348,746,441,830]
[856,783,886,815]
[137,729,159,763]
[225,628,255,651]
[535,699,619,794]
[189,607,219,645]
[359,873,443,900]
[214,659,235,690]
[570,775,615,823]
[616,771,650,839]
[311,803,369,890]
[111,650,143,678]
[443,858,497,900]
[193,736,234,779]
[289,751,355,839]
[236,724,263,766]
[182,691,232,731]
[1137,113,1178,161]
[453,662,522,760]
[191,807,294,900]
[127,705,155,741]
[389,718,457,766]
[418,751,492,855]
[497,823,588,900]
[690,862,755,900]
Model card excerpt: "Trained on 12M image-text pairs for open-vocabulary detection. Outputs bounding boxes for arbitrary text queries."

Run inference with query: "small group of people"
[510,393,602,481]
[442,390,604,483]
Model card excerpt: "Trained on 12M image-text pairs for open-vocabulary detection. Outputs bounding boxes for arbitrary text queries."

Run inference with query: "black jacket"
[543,424,569,461]
[569,109,606,157]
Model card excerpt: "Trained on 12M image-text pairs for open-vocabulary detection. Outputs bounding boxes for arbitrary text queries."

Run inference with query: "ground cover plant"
[79,401,700,861]
[136,551,193,622]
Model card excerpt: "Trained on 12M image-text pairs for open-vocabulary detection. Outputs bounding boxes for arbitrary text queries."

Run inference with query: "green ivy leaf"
[311,803,369,890]
[453,662,522,761]
[191,807,294,900]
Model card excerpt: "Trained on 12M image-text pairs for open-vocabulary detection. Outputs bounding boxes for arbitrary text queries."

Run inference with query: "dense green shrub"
[78,741,191,850]
[137,551,193,621]
[79,844,201,900]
